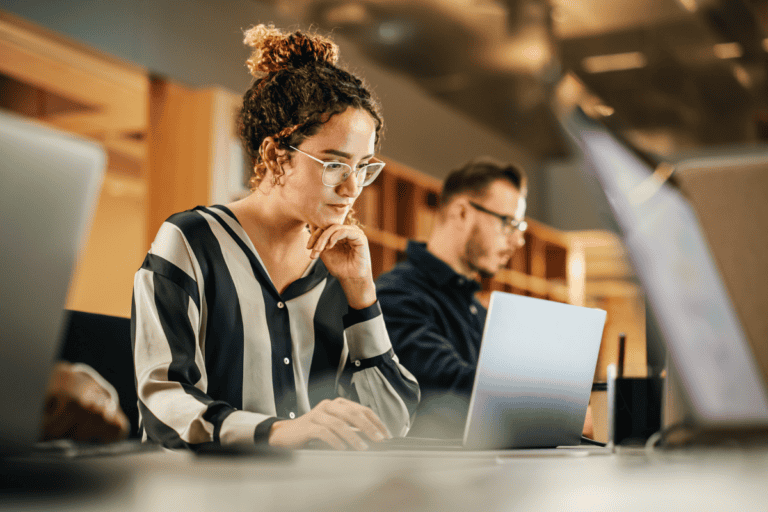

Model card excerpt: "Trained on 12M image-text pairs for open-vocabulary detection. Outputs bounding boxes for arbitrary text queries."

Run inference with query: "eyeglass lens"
[322,162,384,187]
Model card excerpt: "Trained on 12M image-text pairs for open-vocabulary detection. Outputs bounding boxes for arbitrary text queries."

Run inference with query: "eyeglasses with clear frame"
[288,145,385,187]
[468,201,528,235]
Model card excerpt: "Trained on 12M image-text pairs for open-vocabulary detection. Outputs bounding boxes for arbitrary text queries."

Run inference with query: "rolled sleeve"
[340,302,420,436]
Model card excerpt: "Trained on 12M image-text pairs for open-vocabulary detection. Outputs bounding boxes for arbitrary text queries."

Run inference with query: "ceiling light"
[481,30,552,74]
[713,42,743,59]
[677,0,698,12]
[581,52,647,73]
[732,64,752,88]
[323,2,369,25]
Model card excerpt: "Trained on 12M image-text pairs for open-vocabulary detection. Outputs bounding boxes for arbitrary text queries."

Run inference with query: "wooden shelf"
[0,11,148,164]
[1,11,150,318]
[357,160,583,307]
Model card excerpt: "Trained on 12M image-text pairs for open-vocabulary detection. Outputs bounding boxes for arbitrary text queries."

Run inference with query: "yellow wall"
[65,174,146,318]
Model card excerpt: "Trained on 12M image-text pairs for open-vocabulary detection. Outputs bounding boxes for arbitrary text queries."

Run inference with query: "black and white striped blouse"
[131,205,419,449]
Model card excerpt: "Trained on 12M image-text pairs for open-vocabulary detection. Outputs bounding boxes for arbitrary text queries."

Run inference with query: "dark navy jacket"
[376,241,487,437]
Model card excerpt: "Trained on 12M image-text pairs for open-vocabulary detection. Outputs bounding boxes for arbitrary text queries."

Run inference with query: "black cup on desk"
[610,375,663,446]
[605,333,663,446]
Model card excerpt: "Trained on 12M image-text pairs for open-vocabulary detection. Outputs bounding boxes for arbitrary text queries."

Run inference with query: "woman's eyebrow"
[321,149,374,160]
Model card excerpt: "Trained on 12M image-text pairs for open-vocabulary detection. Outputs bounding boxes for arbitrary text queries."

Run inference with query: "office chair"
[58,310,139,439]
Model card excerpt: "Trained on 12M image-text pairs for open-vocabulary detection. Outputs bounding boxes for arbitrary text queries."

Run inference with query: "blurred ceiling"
[265,0,768,162]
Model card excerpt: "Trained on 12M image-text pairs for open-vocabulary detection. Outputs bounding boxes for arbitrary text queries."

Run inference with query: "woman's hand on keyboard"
[268,397,391,450]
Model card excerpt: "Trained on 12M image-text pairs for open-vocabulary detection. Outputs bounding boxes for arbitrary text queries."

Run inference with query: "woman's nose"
[337,171,362,198]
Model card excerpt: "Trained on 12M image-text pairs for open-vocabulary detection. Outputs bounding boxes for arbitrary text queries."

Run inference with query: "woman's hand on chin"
[306,224,376,309]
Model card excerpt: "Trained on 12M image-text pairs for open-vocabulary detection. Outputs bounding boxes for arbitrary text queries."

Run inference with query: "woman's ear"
[259,137,290,185]
[259,137,281,174]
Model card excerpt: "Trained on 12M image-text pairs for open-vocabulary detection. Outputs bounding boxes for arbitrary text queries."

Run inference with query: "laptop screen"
[561,107,768,425]
[0,110,105,451]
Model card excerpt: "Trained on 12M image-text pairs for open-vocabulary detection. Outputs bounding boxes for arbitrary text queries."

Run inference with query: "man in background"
[377,157,593,438]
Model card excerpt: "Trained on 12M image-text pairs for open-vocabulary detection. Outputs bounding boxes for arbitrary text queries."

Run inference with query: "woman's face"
[277,107,377,229]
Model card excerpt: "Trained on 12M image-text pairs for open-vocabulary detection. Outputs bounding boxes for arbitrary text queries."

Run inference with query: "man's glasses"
[468,201,528,235]
[289,146,385,187]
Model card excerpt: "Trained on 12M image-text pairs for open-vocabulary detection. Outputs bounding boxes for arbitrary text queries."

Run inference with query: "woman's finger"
[326,398,389,442]
[360,407,392,439]
[313,412,368,450]
[327,227,363,250]
[306,225,324,250]
[309,424,347,451]
[309,225,343,258]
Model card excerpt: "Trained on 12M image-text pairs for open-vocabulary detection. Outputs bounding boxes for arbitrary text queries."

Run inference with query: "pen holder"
[607,364,663,447]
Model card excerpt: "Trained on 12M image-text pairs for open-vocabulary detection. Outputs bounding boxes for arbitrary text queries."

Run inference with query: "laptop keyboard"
[31,439,160,458]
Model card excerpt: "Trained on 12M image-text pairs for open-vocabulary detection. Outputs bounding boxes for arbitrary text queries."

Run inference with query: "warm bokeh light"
[713,42,743,59]
[732,63,752,89]
[582,52,647,73]
[677,0,698,12]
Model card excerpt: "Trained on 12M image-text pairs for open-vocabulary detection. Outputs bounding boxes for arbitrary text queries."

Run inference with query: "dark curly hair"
[239,24,383,195]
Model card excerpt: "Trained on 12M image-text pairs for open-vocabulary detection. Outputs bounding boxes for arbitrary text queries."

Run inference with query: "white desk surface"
[3,446,768,511]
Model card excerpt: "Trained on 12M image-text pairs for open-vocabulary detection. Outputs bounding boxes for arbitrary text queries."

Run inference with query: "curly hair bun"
[244,24,339,77]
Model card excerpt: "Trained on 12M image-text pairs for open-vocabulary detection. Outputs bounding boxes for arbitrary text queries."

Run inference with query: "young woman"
[131,25,419,451]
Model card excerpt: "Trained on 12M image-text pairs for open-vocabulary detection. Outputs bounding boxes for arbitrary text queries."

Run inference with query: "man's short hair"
[440,157,527,207]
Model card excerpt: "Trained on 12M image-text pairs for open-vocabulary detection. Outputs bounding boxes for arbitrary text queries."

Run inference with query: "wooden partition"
[0,11,149,318]
[0,12,242,317]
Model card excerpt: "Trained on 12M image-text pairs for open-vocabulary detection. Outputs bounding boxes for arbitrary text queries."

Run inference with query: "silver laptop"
[462,291,606,450]
[0,110,105,455]
[370,291,606,451]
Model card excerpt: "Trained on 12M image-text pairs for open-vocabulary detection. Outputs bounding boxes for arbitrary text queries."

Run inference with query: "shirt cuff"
[254,417,283,445]
[344,308,393,363]
[343,301,382,329]
[219,410,280,446]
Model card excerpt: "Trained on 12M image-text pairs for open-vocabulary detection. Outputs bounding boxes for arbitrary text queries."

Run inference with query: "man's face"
[461,180,527,279]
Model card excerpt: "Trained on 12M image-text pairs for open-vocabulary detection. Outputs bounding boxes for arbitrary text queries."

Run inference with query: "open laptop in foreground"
[368,291,607,452]
[561,107,768,440]
[0,110,104,456]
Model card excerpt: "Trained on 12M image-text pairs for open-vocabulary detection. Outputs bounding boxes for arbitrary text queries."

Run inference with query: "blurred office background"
[4,0,767,224]
[3,0,767,441]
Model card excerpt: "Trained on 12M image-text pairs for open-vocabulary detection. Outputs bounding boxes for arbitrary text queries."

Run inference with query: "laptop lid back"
[0,110,105,453]
[561,107,768,427]
[464,292,606,450]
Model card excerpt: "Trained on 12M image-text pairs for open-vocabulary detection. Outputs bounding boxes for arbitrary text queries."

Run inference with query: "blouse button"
[469,304,478,315]
[283,357,290,365]
[354,360,361,367]
[289,412,296,419]
[277,301,285,309]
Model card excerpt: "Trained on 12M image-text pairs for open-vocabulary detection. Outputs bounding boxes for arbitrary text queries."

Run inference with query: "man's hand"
[268,397,391,450]
[41,362,130,443]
